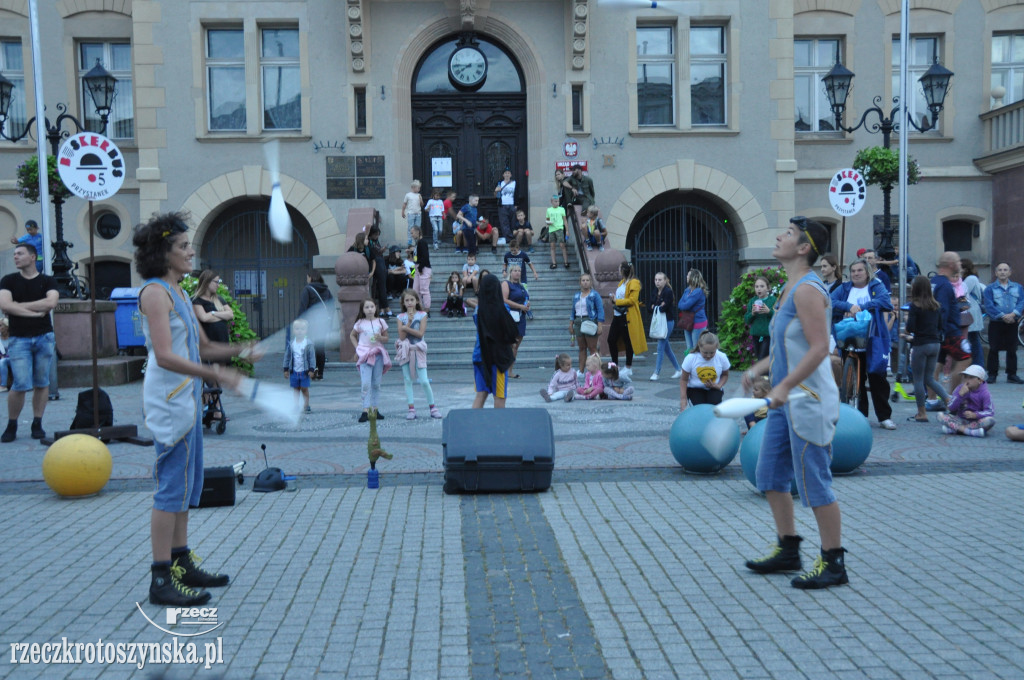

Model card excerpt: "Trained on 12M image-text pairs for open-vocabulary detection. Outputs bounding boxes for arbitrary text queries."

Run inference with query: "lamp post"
[823,58,953,259]
[0,60,117,298]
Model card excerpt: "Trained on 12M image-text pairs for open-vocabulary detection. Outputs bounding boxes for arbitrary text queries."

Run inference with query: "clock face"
[448,46,487,89]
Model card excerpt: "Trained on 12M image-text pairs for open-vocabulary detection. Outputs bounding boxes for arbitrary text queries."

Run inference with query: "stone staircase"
[418,241,585,369]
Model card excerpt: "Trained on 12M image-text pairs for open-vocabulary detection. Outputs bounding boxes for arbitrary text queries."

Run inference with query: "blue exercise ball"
[832,403,873,474]
[669,404,740,474]
[739,419,798,493]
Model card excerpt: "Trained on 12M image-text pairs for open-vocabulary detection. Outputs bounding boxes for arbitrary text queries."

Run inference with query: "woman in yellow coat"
[607,261,647,377]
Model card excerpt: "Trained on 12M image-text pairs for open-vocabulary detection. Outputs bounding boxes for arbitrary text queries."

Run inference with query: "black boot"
[149,563,211,606]
[745,535,803,573]
[791,547,849,589]
[173,550,230,588]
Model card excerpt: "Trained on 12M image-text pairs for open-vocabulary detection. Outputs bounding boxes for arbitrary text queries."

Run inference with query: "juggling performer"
[741,217,847,590]
[134,212,262,606]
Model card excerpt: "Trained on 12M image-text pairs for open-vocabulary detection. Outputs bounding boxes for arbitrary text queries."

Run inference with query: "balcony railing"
[980,98,1024,158]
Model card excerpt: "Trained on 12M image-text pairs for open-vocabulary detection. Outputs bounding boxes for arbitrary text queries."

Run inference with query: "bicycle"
[839,336,867,407]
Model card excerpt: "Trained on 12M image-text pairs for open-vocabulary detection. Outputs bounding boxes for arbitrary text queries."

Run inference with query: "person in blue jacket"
[931,251,973,393]
[831,259,895,429]
[677,269,709,351]
[982,262,1024,383]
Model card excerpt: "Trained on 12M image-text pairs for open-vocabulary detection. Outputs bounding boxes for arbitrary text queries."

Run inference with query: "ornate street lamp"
[0,60,117,298]
[822,58,953,259]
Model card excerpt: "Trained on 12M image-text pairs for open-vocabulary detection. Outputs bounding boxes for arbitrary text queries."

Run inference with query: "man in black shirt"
[0,244,58,441]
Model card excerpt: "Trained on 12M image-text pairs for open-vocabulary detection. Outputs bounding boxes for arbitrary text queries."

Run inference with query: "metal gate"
[201,207,313,339]
[630,204,737,334]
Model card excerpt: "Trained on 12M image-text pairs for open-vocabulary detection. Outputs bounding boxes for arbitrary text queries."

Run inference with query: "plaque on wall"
[356,155,385,177]
[357,176,386,199]
[327,178,356,200]
[326,156,355,178]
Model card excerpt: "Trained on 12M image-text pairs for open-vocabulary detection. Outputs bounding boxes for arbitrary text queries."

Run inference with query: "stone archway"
[181,167,342,255]
[604,160,769,253]
[392,14,546,206]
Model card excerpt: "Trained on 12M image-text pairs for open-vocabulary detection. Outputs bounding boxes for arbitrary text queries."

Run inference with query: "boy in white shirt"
[401,180,423,246]
[461,253,481,294]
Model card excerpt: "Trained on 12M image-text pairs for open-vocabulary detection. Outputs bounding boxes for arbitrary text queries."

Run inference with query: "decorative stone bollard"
[334,252,371,362]
[591,248,627,358]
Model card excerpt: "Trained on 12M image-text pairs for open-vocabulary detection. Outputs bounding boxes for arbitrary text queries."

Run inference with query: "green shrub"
[718,266,787,371]
[852,145,920,189]
[181,274,257,375]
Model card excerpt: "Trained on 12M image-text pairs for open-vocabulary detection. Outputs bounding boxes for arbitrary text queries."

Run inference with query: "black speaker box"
[442,408,555,494]
[198,467,238,508]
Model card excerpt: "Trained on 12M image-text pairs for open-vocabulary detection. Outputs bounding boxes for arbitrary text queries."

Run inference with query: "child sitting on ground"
[442,271,465,317]
[541,353,578,402]
[744,375,771,428]
[679,330,730,410]
[461,253,481,294]
[938,365,995,437]
[600,362,635,400]
[576,353,604,400]
[282,318,315,413]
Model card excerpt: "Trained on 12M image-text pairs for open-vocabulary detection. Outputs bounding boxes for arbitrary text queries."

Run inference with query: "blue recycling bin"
[110,287,145,349]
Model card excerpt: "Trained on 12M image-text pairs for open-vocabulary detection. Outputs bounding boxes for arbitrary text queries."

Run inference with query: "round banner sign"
[57,133,125,201]
[828,168,866,217]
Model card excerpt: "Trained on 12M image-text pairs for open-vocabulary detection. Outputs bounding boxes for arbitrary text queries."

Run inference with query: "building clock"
[448,44,487,90]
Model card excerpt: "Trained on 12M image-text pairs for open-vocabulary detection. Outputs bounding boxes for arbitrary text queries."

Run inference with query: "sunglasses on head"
[789,216,821,257]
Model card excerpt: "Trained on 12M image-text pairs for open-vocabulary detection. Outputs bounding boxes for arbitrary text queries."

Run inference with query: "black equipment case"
[198,467,239,508]
[442,408,555,494]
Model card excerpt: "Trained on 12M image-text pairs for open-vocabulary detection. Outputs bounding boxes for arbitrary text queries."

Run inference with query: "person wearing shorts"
[742,217,847,590]
[471,273,519,408]
[932,252,972,393]
[545,194,570,269]
[134,213,259,607]
[0,243,57,442]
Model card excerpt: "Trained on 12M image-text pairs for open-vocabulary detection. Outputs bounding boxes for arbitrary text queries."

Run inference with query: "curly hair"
[133,212,189,279]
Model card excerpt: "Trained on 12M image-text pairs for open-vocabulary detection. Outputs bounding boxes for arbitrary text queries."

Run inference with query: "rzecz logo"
[135,604,224,637]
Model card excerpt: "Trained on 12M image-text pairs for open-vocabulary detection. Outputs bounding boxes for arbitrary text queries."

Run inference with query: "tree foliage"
[181,274,257,375]
[852,145,921,189]
[16,155,73,204]
[718,266,788,371]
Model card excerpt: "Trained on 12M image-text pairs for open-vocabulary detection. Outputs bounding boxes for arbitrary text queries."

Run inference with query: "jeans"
[683,327,702,351]
[429,216,443,246]
[406,212,421,245]
[910,342,949,411]
[8,332,55,392]
[359,360,383,408]
[401,363,434,405]
[967,330,984,367]
[0,357,9,387]
[654,320,679,374]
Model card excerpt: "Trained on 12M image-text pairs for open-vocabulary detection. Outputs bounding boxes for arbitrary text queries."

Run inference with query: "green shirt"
[744,295,776,338]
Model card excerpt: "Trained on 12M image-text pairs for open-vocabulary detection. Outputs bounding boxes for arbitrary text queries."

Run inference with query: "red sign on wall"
[555,160,587,173]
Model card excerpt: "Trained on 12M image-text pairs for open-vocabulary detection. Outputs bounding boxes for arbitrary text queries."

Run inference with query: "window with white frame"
[79,42,133,139]
[690,25,726,126]
[637,26,675,126]
[892,36,941,132]
[794,38,840,132]
[992,33,1024,107]
[206,28,246,131]
[261,28,300,130]
[1,40,26,139]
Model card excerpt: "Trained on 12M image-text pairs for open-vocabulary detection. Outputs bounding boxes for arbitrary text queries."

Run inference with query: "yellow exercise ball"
[42,434,113,497]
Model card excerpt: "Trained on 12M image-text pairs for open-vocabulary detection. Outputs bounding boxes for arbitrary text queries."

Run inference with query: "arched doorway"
[200,200,316,338]
[411,36,527,225]
[628,193,737,332]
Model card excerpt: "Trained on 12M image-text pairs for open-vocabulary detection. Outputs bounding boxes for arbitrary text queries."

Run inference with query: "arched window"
[414,38,524,94]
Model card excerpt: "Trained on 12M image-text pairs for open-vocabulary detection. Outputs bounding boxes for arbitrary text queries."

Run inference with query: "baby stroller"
[202,380,227,435]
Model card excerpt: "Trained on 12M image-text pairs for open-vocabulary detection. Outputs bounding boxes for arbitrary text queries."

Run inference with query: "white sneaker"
[671,370,683,379]
[620,367,632,379]
[879,419,897,430]
[649,373,659,381]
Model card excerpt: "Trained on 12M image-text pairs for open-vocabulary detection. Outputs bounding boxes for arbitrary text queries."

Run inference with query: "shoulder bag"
[649,308,668,339]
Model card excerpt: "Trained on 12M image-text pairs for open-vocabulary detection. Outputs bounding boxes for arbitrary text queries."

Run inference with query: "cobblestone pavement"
[2,360,1023,678]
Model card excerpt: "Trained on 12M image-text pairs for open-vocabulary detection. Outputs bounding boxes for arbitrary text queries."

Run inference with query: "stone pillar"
[335,252,371,362]
[591,249,626,357]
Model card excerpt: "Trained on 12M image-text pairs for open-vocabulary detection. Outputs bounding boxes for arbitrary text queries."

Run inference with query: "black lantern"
[919,58,954,120]
[0,71,14,126]
[822,61,855,125]
[82,60,118,125]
